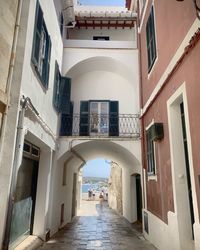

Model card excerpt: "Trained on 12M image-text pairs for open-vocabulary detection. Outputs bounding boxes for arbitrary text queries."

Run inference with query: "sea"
[82,183,98,193]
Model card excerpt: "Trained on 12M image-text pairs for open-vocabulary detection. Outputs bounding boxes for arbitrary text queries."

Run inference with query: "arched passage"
[50,139,142,233]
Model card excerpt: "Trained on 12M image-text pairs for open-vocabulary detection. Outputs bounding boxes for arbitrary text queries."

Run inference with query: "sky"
[82,158,111,178]
[78,0,125,7]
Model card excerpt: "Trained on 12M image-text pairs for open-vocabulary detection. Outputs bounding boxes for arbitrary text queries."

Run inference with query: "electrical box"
[150,123,164,141]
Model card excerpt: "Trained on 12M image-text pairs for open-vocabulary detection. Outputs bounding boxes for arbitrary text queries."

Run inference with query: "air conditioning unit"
[150,123,164,141]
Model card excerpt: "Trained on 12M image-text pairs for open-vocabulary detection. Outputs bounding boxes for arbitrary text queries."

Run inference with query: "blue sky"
[79,0,125,7]
[82,158,111,178]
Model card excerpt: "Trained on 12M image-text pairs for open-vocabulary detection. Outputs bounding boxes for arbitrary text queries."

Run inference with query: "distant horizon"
[83,176,108,179]
[82,159,111,178]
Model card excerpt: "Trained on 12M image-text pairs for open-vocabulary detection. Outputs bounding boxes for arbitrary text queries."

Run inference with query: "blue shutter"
[60,12,64,35]
[109,101,119,136]
[146,6,156,72]
[59,77,71,114]
[53,61,60,110]
[80,101,89,136]
[32,1,43,66]
[60,102,73,136]
[42,28,51,87]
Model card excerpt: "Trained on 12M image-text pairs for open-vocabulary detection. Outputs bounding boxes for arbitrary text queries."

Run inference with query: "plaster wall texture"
[0,0,30,245]
[0,0,63,246]
[0,0,18,94]
[20,0,63,136]
[68,27,136,41]
[54,139,142,226]
[122,166,142,223]
[71,70,138,115]
[50,155,81,236]
[63,48,138,81]
[108,164,123,215]
[62,48,140,114]
[16,0,63,239]
[143,209,196,250]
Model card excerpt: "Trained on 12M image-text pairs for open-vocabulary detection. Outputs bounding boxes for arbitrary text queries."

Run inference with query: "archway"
[51,139,142,228]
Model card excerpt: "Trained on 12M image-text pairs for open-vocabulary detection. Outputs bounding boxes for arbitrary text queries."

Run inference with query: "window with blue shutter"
[53,61,61,110]
[31,1,51,88]
[59,77,71,114]
[109,101,119,136]
[53,61,71,114]
[60,102,73,136]
[146,6,157,72]
[146,127,155,175]
[80,101,89,136]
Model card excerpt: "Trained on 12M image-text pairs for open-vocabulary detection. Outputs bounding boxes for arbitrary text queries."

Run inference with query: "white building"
[0,0,142,249]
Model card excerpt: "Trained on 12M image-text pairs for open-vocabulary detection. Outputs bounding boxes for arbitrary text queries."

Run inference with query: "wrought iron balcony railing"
[60,113,140,138]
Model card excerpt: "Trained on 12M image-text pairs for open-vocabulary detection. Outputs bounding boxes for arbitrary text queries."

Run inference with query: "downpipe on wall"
[2,97,38,250]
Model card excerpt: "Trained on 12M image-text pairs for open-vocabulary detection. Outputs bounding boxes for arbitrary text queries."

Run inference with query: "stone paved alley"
[38,201,156,250]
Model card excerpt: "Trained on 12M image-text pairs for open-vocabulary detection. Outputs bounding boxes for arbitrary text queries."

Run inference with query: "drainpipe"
[2,97,38,250]
[136,0,146,211]
[0,0,23,158]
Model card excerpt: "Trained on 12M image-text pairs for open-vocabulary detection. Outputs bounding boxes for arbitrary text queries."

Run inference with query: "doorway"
[180,102,195,236]
[135,174,142,223]
[90,101,109,135]
[168,90,195,249]
[9,157,39,246]
[71,173,77,218]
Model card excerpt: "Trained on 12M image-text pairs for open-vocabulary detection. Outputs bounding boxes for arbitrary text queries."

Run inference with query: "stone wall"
[108,163,123,215]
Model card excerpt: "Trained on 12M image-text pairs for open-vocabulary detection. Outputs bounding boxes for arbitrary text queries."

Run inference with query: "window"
[62,163,67,186]
[93,36,110,41]
[146,127,155,175]
[53,61,61,110]
[60,12,64,36]
[79,101,119,136]
[53,61,71,113]
[32,1,51,88]
[146,6,156,72]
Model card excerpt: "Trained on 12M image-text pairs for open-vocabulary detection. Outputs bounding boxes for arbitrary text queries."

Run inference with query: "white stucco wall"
[50,155,82,236]
[20,0,63,136]
[62,48,140,115]
[52,139,142,228]
[68,27,136,41]
[0,0,64,246]
[71,70,138,114]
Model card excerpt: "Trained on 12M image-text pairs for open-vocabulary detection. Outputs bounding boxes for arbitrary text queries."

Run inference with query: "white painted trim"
[138,0,148,33]
[143,168,147,209]
[142,19,200,115]
[167,82,199,223]
[167,83,197,249]
[145,119,154,130]
[145,119,157,181]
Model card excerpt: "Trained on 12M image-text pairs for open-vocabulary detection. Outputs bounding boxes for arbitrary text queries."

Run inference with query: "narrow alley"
[39,200,156,250]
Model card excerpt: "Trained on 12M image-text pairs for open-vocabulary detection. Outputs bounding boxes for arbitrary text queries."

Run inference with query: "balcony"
[59,114,140,139]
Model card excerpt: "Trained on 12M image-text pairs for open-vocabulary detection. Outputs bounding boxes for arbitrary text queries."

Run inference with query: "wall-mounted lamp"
[176,0,200,20]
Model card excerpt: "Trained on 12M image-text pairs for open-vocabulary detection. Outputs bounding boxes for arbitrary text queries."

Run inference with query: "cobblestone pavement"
[39,201,157,250]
